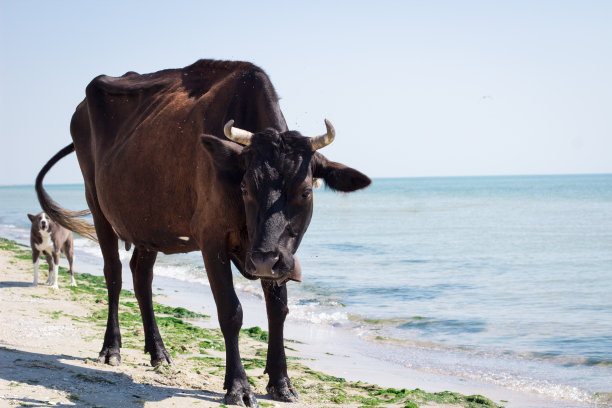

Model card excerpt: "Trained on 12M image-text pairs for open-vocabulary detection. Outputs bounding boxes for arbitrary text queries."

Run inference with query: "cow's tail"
[35,143,98,242]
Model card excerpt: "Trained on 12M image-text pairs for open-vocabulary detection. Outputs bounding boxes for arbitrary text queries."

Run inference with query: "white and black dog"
[27,212,76,288]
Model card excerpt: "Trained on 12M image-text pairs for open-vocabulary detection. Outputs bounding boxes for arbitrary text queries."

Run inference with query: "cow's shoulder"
[180,59,274,99]
[182,59,265,78]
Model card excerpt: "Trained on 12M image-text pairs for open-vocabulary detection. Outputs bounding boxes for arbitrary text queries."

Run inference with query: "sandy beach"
[0,238,511,408]
[2,1,612,405]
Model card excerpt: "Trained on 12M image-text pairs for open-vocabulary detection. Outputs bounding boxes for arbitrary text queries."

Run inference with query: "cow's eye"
[240,181,248,196]
[301,189,312,200]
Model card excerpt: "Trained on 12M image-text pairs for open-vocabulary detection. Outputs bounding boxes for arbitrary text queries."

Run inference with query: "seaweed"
[241,326,269,342]
[0,237,504,408]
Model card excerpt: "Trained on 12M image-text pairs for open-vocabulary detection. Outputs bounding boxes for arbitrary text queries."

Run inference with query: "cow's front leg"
[261,280,298,402]
[202,248,258,407]
[130,247,172,366]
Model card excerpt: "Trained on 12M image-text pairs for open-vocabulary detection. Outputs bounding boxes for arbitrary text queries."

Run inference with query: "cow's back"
[70,60,284,253]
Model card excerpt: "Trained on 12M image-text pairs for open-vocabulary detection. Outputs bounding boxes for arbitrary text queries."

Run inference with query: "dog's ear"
[27,214,36,223]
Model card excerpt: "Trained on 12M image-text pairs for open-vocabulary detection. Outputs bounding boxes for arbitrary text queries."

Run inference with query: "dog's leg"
[64,237,76,286]
[33,259,40,285]
[32,249,40,286]
[44,253,53,285]
[51,264,60,289]
[69,270,77,286]
[51,250,60,289]
[44,252,59,289]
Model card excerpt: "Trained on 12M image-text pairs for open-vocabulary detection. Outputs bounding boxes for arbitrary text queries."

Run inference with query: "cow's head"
[200,120,370,283]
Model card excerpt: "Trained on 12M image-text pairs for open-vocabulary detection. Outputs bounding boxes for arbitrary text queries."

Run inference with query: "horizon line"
[2,172,611,188]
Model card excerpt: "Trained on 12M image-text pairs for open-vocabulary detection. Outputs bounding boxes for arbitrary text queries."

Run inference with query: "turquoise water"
[303,176,612,362]
[1,175,611,405]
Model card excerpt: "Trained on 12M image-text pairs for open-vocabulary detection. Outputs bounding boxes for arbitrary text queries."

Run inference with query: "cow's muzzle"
[246,251,302,284]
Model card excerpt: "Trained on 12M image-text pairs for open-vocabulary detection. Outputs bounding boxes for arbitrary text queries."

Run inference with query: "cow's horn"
[224,120,253,146]
[310,119,335,151]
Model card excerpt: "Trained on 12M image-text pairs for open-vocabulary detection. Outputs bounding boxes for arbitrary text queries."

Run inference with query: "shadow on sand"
[0,346,228,407]
[0,281,36,288]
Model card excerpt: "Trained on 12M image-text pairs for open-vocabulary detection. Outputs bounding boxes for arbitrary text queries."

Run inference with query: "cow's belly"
[94,146,201,254]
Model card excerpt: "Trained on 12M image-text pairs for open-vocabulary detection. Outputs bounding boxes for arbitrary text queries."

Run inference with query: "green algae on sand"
[1,237,504,407]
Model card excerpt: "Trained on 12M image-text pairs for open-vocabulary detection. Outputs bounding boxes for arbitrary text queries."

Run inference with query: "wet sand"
[0,239,586,408]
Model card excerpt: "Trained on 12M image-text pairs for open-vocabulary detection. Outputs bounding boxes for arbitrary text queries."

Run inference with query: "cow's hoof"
[98,349,121,366]
[150,349,173,366]
[146,342,173,367]
[108,355,121,366]
[224,382,258,407]
[267,377,299,402]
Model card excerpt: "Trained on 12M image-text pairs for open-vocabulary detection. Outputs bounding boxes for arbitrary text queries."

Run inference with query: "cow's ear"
[27,213,36,222]
[200,135,246,172]
[312,152,371,192]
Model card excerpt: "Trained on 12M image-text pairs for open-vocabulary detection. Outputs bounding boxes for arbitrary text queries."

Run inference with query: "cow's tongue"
[287,256,302,282]
[277,256,302,285]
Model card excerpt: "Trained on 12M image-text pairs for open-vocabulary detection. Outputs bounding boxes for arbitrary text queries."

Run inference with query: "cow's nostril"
[249,252,280,276]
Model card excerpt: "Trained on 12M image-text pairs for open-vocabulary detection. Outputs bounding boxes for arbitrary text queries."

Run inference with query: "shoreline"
[155,276,602,408]
[0,237,606,407]
[0,237,503,408]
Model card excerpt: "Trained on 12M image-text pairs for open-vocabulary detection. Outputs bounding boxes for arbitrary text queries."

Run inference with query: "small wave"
[399,259,429,264]
[398,317,487,335]
[154,264,209,286]
[348,315,417,327]
[326,242,386,255]
[358,335,602,405]
[73,238,102,256]
[337,285,441,301]
[0,224,29,244]
[473,370,595,405]
[233,280,264,299]
[289,304,349,325]
[527,352,612,368]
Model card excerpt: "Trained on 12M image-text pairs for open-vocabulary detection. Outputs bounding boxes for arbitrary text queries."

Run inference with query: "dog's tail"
[35,143,98,242]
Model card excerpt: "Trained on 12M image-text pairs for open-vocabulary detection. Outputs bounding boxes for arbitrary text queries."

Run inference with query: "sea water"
[1,175,611,406]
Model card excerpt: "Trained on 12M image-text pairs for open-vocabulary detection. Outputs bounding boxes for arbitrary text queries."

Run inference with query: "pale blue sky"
[1,1,611,185]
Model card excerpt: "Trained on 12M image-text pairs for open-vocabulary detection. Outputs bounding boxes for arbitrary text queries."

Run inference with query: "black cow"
[36,59,370,406]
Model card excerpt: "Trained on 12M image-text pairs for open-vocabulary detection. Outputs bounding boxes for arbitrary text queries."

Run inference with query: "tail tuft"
[35,144,98,242]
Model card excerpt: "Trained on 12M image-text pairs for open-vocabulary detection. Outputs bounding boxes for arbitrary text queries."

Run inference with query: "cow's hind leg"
[202,247,258,407]
[91,211,123,366]
[261,280,298,402]
[130,247,172,366]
